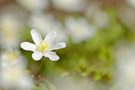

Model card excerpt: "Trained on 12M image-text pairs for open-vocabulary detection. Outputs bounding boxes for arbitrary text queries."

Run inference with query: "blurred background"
[1,0,135,90]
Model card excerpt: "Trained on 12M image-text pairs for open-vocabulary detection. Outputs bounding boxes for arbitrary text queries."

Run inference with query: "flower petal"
[44,31,57,45]
[51,42,66,50]
[32,52,43,61]
[31,29,43,45]
[44,52,59,61]
[20,42,36,51]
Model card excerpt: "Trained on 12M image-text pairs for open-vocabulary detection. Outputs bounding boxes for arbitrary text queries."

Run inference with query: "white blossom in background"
[20,29,66,61]
[1,50,26,69]
[29,13,56,34]
[16,0,49,12]
[0,5,25,49]
[0,50,33,90]
[85,3,100,18]
[52,23,68,42]
[65,17,96,43]
[93,11,109,28]
[118,6,135,28]
[113,44,135,90]
[52,75,95,90]
[126,0,135,8]
[0,67,33,90]
[85,3,109,29]
[0,14,23,49]
[51,0,87,12]
[29,13,68,42]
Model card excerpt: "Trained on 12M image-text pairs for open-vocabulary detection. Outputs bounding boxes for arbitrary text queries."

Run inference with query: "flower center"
[37,42,48,53]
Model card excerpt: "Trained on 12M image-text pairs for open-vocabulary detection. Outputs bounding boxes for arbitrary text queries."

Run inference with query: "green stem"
[34,60,44,78]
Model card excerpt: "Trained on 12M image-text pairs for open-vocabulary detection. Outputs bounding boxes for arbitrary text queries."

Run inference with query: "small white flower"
[93,11,109,28]
[0,50,33,90]
[85,4,109,29]
[0,66,33,90]
[0,13,23,49]
[16,0,48,12]
[51,0,87,12]
[65,17,96,43]
[29,13,68,42]
[29,13,56,34]
[126,0,135,8]
[1,50,26,68]
[20,29,66,61]
[52,23,68,42]
[114,44,135,90]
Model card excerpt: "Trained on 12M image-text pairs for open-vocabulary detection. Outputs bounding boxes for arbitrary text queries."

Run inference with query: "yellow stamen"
[37,42,48,52]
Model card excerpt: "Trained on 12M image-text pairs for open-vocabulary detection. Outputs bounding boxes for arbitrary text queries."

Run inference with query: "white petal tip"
[32,57,41,61]
[31,29,36,31]
[49,54,60,61]
[33,59,41,61]
[44,52,60,61]
[50,57,60,61]
[32,52,43,61]
[50,31,57,36]
[20,43,23,48]
[20,42,26,49]
[20,42,36,51]
[31,29,36,33]
[62,43,66,48]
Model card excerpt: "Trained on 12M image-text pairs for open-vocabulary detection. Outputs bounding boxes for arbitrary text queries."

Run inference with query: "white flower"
[114,44,135,90]
[52,75,95,90]
[0,50,33,90]
[52,23,68,42]
[85,3,100,18]
[65,17,96,43]
[118,6,135,28]
[29,13,68,42]
[126,0,135,8]
[16,0,48,12]
[85,3,109,29]
[29,13,56,34]
[20,29,66,61]
[0,5,25,49]
[51,0,87,12]
[0,50,26,69]
[0,13,23,49]
[0,66,33,90]
[93,11,109,28]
